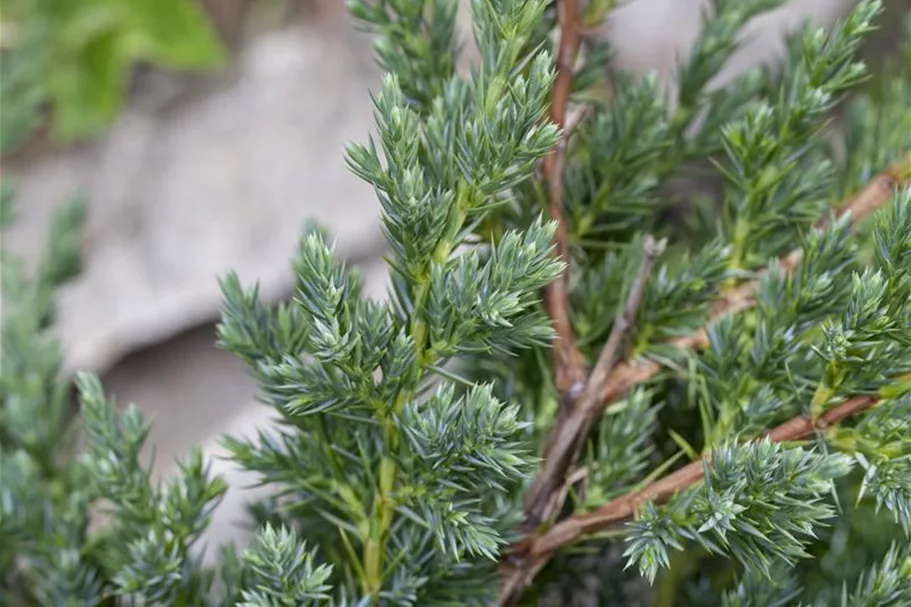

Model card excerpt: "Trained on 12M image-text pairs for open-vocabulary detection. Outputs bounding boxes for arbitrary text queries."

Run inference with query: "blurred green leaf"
[0,0,226,150]
[124,0,226,68]
[47,28,127,141]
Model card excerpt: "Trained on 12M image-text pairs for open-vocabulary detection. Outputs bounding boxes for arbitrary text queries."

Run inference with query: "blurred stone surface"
[3,0,859,555]
[605,0,851,82]
[4,4,386,377]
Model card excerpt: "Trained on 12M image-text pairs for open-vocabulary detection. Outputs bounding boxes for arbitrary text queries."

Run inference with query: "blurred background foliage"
[0,0,226,154]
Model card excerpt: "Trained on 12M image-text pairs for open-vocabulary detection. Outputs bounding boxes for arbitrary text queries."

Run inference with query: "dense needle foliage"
[2,0,910,606]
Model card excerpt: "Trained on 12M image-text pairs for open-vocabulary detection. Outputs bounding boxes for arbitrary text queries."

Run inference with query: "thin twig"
[502,395,879,600]
[714,153,911,318]
[563,105,591,142]
[503,236,665,606]
[603,154,910,405]
[524,236,666,528]
[585,237,668,413]
[543,0,587,400]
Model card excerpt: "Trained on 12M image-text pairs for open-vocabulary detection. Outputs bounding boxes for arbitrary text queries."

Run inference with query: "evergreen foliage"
[2,0,910,606]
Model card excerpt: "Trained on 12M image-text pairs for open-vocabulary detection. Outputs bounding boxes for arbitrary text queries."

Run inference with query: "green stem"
[364,454,397,601]
[810,379,837,420]
[408,185,469,366]
[810,358,847,419]
[725,216,751,289]
[363,184,470,602]
[409,280,431,362]
[729,217,750,271]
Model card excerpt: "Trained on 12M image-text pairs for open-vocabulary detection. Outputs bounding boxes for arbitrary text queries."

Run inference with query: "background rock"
[4,4,386,377]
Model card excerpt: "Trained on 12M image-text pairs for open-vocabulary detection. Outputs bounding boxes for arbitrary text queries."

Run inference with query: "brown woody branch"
[503,155,909,604]
[508,395,879,573]
[716,153,911,316]
[612,153,910,400]
[523,235,666,528]
[543,0,588,399]
[523,155,910,525]
[501,395,880,604]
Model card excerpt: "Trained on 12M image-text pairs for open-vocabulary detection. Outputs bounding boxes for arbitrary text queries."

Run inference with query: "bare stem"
[531,396,877,557]
[504,236,665,605]
[501,395,879,604]
[543,0,587,399]
[523,236,666,527]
